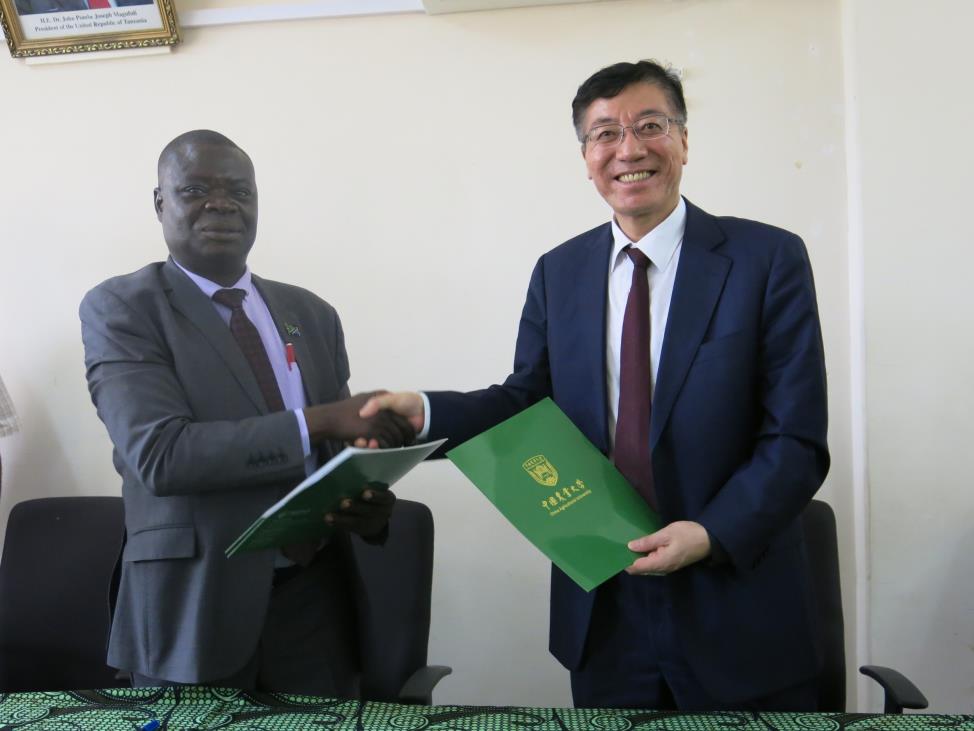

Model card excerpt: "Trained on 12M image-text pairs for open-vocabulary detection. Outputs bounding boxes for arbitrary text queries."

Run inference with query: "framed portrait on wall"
[0,0,178,58]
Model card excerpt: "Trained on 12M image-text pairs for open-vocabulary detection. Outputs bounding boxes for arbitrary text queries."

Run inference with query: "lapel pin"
[285,322,301,338]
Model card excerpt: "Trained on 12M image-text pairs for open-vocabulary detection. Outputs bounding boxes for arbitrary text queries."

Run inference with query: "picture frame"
[0,0,178,58]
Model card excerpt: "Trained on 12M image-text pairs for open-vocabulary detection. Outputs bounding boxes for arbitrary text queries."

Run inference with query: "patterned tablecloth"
[0,688,971,731]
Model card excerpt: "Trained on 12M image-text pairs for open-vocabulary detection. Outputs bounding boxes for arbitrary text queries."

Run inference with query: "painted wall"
[0,0,857,708]
[848,0,974,713]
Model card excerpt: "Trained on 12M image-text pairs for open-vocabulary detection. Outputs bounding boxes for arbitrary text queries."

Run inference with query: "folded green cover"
[446,398,660,591]
[226,439,446,557]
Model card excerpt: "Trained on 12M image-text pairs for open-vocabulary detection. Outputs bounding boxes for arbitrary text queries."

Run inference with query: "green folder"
[446,398,660,592]
[226,439,446,557]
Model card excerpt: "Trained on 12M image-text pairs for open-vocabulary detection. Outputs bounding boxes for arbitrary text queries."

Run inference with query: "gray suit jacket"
[80,258,352,683]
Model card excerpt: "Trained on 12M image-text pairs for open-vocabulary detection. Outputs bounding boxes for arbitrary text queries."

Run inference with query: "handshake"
[304,391,426,449]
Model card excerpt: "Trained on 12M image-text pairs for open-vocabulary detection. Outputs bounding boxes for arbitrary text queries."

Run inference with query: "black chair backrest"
[0,496,125,692]
[352,499,434,701]
[801,498,846,712]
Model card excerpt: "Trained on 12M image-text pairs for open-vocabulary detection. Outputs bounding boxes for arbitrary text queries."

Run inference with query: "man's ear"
[153,188,163,220]
[581,144,592,179]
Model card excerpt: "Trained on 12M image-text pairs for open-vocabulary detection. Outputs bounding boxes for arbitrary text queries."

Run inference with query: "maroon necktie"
[614,246,657,509]
[212,288,285,413]
[88,0,111,7]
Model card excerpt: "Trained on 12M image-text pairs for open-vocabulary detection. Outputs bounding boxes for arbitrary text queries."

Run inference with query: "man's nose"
[203,194,237,212]
[616,127,648,159]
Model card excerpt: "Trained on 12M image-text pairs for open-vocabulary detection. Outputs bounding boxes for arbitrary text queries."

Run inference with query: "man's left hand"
[325,488,396,538]
[626,521,711,575]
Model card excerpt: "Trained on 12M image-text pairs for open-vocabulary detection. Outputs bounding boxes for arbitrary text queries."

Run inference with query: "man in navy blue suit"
[363,60,829,711]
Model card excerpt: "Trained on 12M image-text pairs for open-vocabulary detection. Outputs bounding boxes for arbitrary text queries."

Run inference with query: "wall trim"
[841,0,871,712]
[176,0,613,27]
[179,0,423,28]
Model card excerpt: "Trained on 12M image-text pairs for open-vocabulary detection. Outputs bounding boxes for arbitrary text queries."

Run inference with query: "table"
[0,688,971,731]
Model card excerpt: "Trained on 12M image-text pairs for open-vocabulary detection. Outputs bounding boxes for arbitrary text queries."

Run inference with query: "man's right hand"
[305,392,415,448]
[353,392,425,449]
[358,391,426,432]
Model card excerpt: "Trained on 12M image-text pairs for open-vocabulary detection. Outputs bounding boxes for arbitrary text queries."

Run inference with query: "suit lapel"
[651,201,730,448]
[573,225,613,453]
[162,259,268,414]
[254,276,323,406]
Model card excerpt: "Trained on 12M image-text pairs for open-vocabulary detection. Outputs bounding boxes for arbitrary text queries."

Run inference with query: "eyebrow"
[181,175,254,187]
[588,108,668,128]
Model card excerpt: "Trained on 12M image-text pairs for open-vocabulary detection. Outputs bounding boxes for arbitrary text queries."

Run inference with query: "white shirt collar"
[609,197,687,273]
[172,259,254,301]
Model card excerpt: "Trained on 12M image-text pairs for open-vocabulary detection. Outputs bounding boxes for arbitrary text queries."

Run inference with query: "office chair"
[351,498,452,704]
[801,499,928,713]
[0,496,127,692]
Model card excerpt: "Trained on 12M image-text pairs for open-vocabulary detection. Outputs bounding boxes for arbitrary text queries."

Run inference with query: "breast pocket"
[123,524,196,562]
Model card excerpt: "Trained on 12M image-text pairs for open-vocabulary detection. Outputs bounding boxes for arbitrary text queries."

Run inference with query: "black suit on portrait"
[80,258,367,690]
[16,0,153,12]
[16,0,85,14]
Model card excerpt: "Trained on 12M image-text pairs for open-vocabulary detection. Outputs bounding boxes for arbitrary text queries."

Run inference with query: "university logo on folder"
[446,398,661,592]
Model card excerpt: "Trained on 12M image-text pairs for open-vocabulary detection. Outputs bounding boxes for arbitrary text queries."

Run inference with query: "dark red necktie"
[212,288,285,413]
[88,0,111,7]
[614,246,657,509]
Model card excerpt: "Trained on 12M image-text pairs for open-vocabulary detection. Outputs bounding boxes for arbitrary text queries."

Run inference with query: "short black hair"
[157,129,249,179]
[571,60,687,142]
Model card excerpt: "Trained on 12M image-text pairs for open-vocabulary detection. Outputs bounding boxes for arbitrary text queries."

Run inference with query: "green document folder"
[226,439,446,557]
[446,398,661,592]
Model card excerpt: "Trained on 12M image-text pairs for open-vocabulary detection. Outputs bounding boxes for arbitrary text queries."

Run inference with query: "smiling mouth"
[616,171,656,183]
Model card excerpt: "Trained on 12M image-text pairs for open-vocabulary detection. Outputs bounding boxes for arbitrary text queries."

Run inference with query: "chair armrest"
[397,665,453,705]
[859,665,929,713]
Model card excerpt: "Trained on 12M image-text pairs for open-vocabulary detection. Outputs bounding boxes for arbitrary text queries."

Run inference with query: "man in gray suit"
[80,130,412,695]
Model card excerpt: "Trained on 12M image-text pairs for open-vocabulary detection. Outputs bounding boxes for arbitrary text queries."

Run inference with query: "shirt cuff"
[296,409,312,458]
[418,392,432,440]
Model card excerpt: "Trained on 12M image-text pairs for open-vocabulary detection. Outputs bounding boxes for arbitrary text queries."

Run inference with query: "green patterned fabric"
[0,688,971,731]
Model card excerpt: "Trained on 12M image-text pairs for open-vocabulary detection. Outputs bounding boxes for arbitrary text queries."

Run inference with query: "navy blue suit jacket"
[427,199,829,703]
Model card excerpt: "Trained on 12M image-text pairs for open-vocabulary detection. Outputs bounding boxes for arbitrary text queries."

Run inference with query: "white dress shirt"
[174,262,314,472]
[419,198,687,443]
[605,198,685,448]
[176,262,326,566]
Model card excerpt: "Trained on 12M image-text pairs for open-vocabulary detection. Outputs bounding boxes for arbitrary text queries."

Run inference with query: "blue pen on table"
[140,720,161,731]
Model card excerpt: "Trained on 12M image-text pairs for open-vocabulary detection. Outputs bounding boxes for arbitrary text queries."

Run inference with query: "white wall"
[848,0,974,713]
[0,0,856,707]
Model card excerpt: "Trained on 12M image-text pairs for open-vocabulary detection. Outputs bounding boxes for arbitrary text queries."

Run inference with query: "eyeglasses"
[583,113,683,147]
